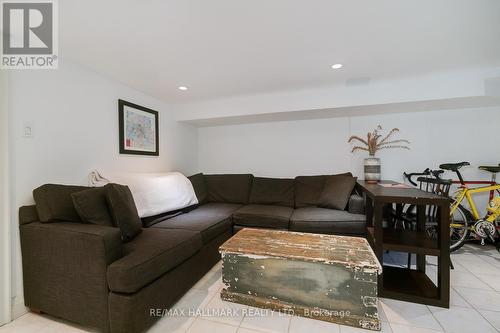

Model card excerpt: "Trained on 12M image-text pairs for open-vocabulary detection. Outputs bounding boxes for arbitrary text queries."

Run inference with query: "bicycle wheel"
[450,204,470,252]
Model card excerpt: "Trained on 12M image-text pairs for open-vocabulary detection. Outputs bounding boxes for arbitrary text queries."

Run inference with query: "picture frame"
[118,99,159,156]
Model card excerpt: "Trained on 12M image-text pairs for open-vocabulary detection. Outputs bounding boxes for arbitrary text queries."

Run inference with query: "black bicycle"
[403,168,445,186]
[403,167,474,252]
[401,168,459,269]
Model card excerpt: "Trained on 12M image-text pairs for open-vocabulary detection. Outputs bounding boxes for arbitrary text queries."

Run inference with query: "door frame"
[0,71,11,326]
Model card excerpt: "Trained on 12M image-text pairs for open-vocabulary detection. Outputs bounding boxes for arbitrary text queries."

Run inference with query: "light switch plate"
[22,121,34,138]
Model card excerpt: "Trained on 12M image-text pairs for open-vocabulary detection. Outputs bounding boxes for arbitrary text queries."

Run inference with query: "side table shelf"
[357,180,450,308]
[366,227,440,256]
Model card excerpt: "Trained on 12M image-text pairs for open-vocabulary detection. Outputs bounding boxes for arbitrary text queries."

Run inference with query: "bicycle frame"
[451,180,500,201]
[450,184,500,222]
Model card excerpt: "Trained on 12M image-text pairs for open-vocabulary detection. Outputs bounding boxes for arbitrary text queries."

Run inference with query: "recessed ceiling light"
[331,64,343,69]
[178,86,188,91]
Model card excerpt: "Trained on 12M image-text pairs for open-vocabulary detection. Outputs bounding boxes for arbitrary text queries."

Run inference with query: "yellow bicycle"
[440,162,500,251]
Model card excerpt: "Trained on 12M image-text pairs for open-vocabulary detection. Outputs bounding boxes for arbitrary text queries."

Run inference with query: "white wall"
[198,106,499,206]
[199,116,352,177]
[0,70,11,325]
[8,61,198,317]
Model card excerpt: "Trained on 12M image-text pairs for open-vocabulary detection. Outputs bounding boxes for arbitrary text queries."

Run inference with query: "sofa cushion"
[141,209,186,228]
[151,209,233,244]
[206,174,253,204]
[188,173,208,204]
[249,177,294,207]
[72,187,114,226]
[233,204,292,229]
[33,184,89,222]
[106,183,142,242]
[233,225,266,233]
[290,207,365,235]
[294,173,352,208]
[294,175,327,208]
[317,174,357,210]
[107,228,202,293]
[188,202,243,216]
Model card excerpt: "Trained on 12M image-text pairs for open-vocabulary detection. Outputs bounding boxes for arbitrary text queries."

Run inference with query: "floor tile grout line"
[426,305,446,332]
[460,262,500,276]
[452,284,498,292]
[472,307,500,333]
[481,316,500,333]
[473,250,500,265]
[387,321,441,333]
[466,306,499,333]
[184,315,196,333]
[473,275,500,292]
[191,317,241,332]
[475,308,500,333]
[453,283,500,309]
[450,286,474,309]
[203,284,247,332]
[431,304,500,333]
[183,287,220,332]
[452,285,500,333]
[454,255,500,274]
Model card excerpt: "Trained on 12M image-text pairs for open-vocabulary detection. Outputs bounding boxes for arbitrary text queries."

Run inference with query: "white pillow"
[89,170,198,218]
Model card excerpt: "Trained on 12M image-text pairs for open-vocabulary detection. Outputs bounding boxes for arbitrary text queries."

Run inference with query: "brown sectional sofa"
[19,173,365,333]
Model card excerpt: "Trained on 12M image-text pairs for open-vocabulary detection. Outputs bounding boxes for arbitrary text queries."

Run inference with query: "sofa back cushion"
[294,176,327,208]
[317,174,357,210]
[294,173,352,208]
[71,187,114,226]
[205,174,253,204]
[188,173,208,204]
[33,184,89,222]
[249,177,294,207]
[105,183,142,242]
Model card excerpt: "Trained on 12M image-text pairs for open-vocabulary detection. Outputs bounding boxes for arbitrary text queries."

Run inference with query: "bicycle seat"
[439,162,470,172]
[479,166,500,173]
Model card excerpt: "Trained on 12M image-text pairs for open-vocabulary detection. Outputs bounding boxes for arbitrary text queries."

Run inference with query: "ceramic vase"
[364,156,381,183]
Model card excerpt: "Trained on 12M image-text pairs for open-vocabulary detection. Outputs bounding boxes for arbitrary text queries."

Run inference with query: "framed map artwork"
[118,99,159,156]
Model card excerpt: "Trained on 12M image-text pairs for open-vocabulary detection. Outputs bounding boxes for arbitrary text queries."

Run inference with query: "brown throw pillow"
[188,173,208,204]
[105,183,142,242]
[294,173,352,208]
[33,184,89,222]
[72,187,114,226]
[317,174,357,210]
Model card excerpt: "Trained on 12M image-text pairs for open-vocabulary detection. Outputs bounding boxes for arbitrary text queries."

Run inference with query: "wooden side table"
[356,180,450,308]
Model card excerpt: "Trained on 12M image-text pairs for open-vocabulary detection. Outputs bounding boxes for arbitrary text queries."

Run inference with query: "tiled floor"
[1,243,500,333]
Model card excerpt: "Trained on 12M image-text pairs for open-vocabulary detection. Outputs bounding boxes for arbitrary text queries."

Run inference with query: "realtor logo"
[1,0,58,69]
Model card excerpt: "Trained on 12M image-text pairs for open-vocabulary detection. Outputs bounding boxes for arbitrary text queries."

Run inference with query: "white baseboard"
[11,297,27,320]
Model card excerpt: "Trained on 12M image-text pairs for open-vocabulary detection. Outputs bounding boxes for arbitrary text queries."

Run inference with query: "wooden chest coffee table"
[219,228,382,331]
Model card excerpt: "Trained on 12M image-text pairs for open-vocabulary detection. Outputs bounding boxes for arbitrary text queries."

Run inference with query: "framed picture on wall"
[118,99,159,156]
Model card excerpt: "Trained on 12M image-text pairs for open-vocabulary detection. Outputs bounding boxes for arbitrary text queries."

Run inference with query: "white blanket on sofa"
[88,170,198,218]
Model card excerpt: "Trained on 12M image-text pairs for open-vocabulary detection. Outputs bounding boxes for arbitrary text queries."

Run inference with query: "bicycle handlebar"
[403,168,444,186]
[403,168,431,186]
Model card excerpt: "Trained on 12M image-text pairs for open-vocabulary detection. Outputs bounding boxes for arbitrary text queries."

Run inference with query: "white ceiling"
[61,0,500,103]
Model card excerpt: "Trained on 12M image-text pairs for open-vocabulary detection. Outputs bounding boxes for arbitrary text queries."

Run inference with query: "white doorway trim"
[0,71,12,326]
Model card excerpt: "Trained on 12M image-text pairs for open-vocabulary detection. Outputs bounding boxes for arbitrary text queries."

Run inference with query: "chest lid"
[220,228,381,273]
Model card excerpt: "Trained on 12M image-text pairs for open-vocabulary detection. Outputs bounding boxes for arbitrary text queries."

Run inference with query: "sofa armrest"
[20,221,122,331]
[347,194,365,215]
